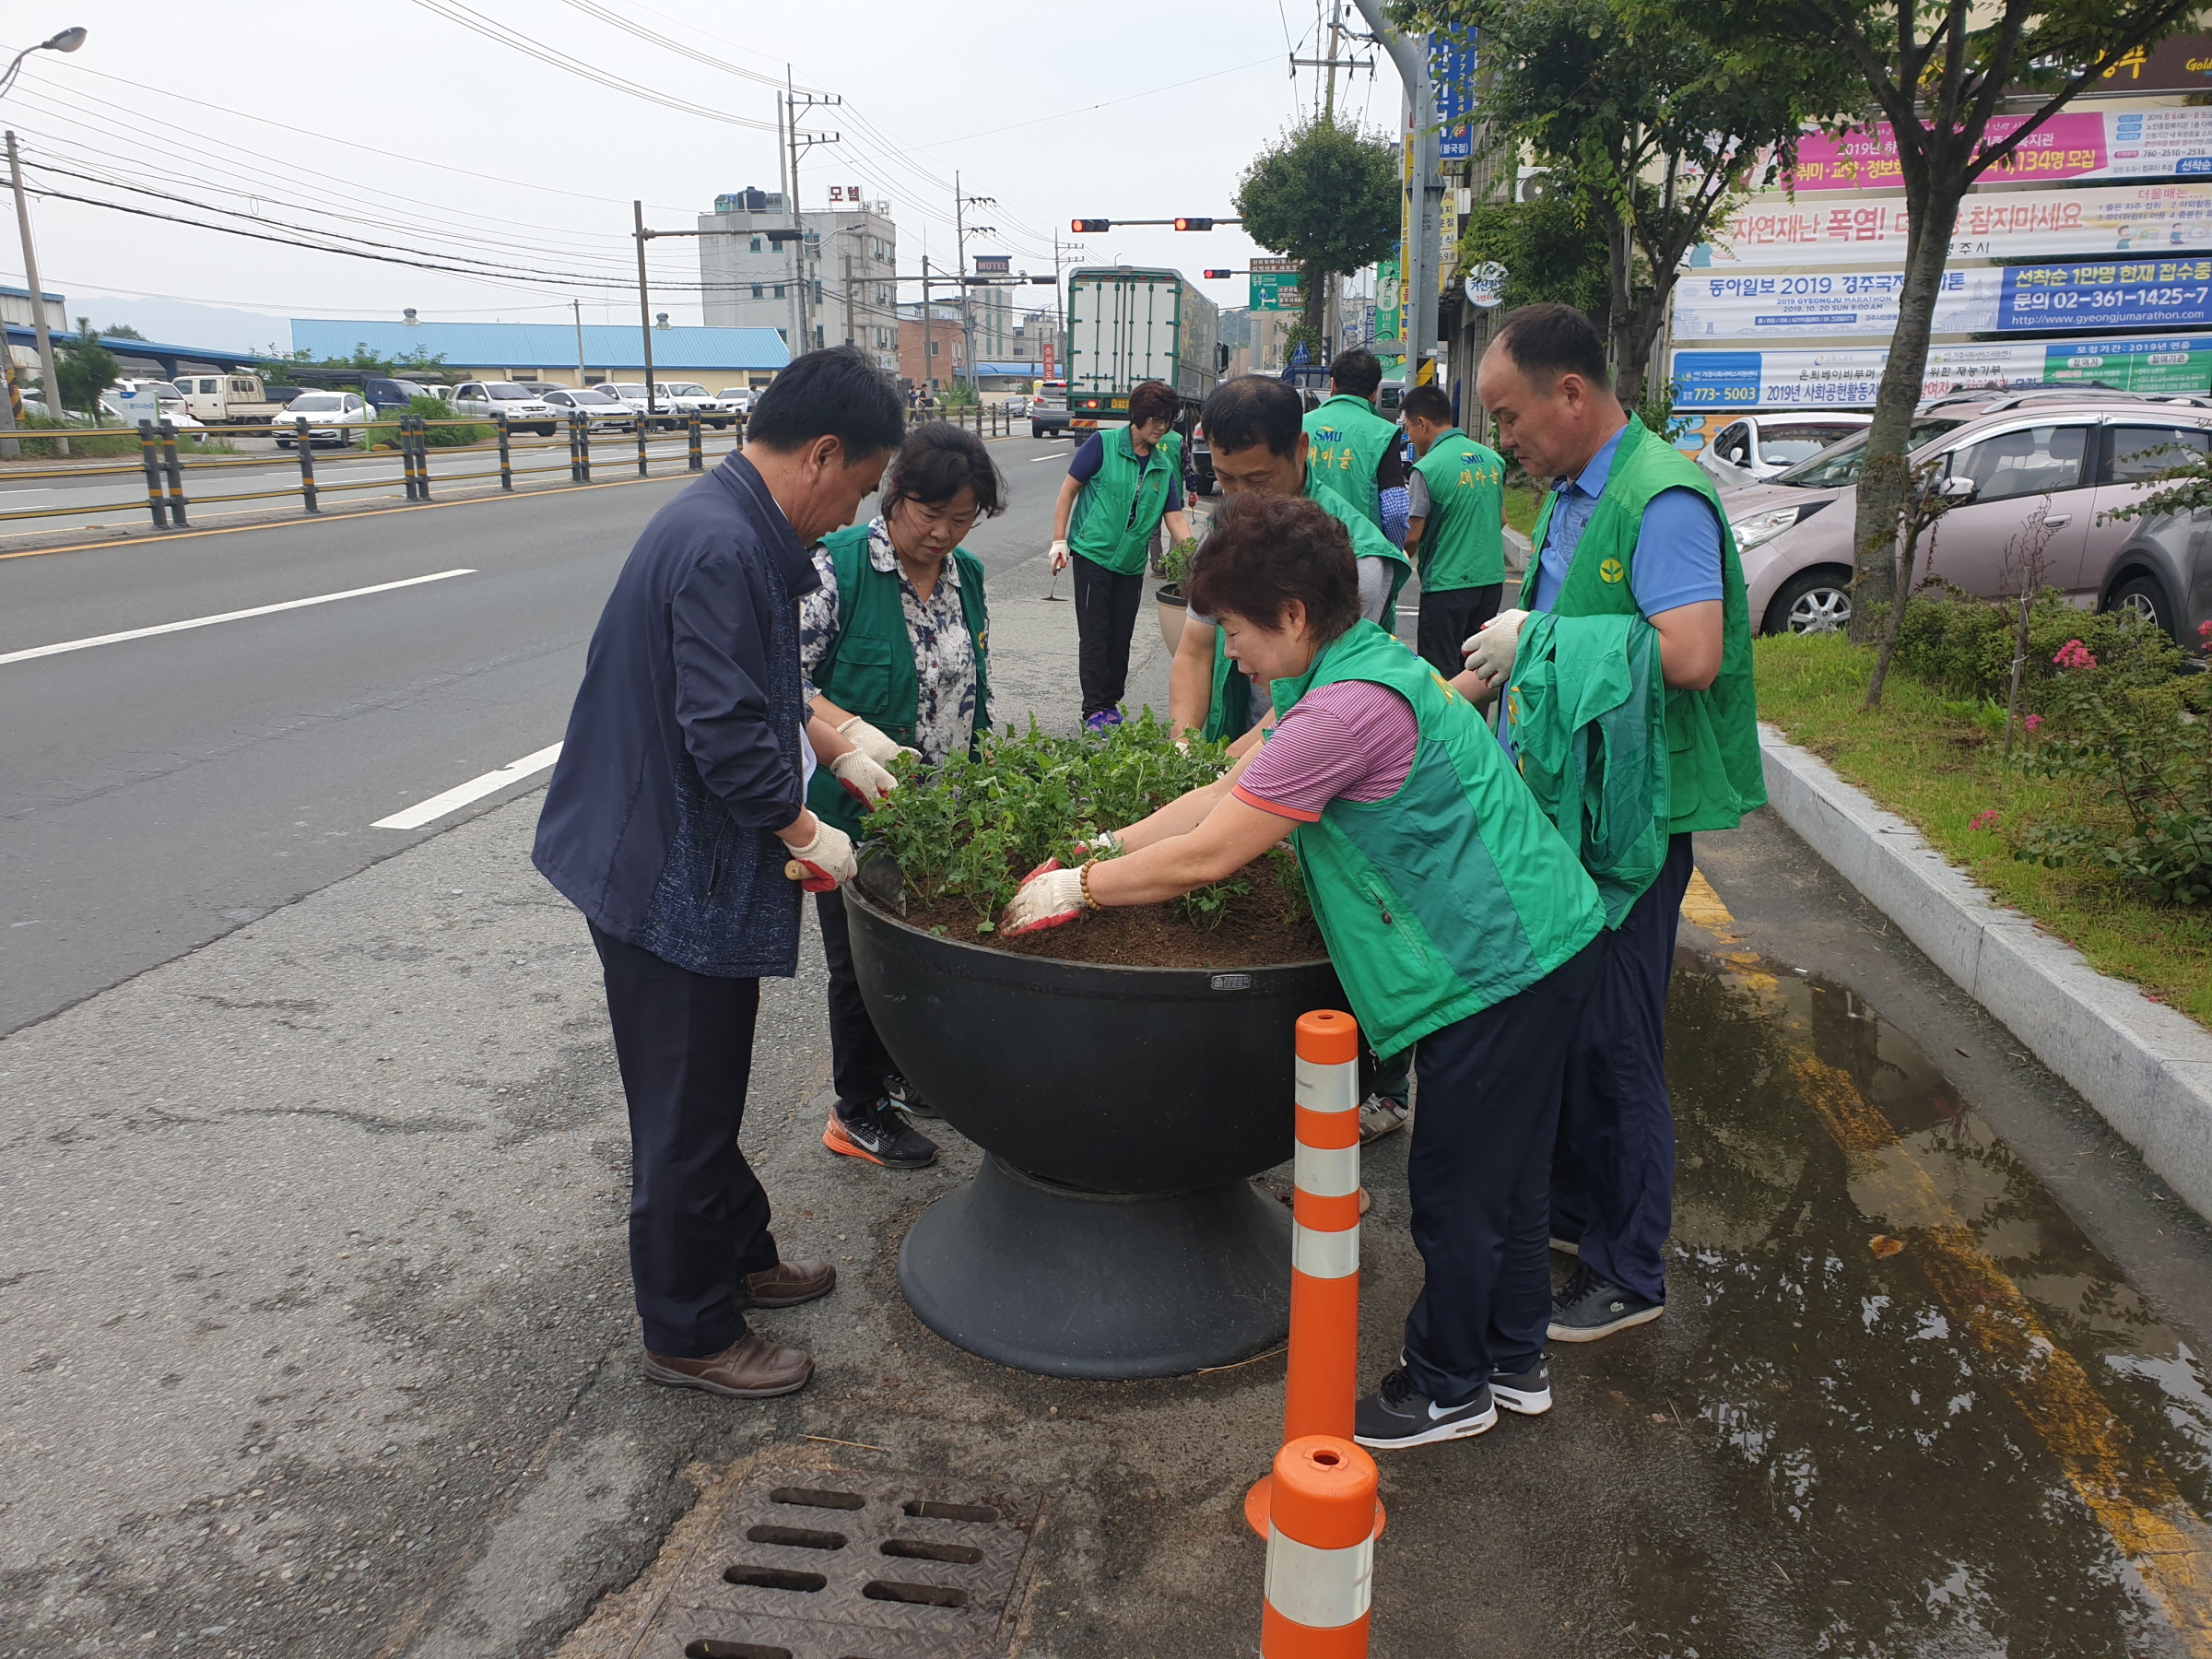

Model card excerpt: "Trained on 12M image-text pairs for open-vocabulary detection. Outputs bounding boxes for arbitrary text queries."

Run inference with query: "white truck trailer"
[1063,266,1221,432]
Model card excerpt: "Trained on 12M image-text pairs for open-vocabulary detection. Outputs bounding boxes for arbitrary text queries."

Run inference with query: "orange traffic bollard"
[1260,1434,1378,1656]
[1247,1009,1364,1537]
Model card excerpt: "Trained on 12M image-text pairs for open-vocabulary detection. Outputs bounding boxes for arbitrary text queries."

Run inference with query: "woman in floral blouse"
[799,421,1004,1170]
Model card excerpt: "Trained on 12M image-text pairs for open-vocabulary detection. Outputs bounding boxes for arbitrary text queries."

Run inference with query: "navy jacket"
[534,453,819,978]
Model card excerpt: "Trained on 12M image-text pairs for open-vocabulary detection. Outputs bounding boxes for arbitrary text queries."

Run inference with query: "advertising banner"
[1430,30,1477,160]
[1675,256,2212,339]
[1671,333,2212,409]
[1690,182,2212,268]
[1784,106,2212,192]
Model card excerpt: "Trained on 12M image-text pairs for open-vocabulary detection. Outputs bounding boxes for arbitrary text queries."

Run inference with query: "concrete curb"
[1758,724,2212,1221]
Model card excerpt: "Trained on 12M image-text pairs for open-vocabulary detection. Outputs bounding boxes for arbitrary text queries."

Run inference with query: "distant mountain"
[68,295,292,356]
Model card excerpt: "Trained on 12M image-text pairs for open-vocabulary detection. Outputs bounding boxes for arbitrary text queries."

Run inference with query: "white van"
[175,372,286,426]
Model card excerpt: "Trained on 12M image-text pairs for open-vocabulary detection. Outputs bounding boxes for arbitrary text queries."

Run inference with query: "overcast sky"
[0,1,1407,351]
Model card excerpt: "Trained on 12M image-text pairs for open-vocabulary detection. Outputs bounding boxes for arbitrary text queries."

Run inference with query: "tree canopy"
[1234,116,1401,344]
[56,319,121,416]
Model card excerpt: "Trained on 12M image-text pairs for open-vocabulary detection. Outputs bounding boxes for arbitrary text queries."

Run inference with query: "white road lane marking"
[373,742,563,830]
[0,568,477,666]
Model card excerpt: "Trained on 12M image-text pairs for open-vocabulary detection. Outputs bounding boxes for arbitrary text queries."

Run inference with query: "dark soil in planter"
[900,858,1324,969]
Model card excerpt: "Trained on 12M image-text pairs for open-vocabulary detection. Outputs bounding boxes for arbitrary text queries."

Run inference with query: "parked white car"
[653,382,738,427]
[595,382,670,427]
[101,380,206,429]
[1697,412,1874,489]
[541,386,637,432]
[450,381,561,435]
[717,386,758,413]
[274,391,373,449]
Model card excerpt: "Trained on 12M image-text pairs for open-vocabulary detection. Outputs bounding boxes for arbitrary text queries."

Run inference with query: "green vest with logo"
[1267,619,1606,1058]
[806,524,990,839]
[1200,473,1410,742]
[1518,417,1765,835]
[1411,429,1506,592]
[1302,394,1396,530]
[1069,424,1182,576]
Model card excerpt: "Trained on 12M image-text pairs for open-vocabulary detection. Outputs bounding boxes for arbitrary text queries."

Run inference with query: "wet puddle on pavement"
[1647,873,2212,1656]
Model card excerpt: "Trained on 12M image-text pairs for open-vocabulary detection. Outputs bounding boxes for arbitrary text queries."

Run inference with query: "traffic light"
[1173,217,1215,231]
[1071,218,1111,233]
[1203,269,1234,279]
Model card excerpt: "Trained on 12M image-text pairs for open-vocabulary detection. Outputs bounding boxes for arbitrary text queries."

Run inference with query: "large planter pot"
[845,858,1343,1379]
[1156,582,1187,655]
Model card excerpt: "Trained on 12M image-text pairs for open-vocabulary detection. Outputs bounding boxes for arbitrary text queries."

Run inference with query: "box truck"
[1063,266,1220,431]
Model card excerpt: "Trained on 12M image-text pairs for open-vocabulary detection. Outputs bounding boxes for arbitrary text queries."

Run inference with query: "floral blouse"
[797,518,983,766]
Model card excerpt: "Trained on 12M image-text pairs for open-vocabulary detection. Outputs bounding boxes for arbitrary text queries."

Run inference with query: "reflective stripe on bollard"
[1247,1009,1369,1538]
[1261,1435,1376,1657]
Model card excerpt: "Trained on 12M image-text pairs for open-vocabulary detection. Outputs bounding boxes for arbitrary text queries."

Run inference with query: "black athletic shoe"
[1489,1357,1552,1416]
[823,1098,937,1170]
[1548,1264,1663,1343]
[885,1073,938,1119]
[1353,1367,1497,1449]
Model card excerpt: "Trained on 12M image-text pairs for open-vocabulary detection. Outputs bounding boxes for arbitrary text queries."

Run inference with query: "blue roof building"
[288,319,790,387]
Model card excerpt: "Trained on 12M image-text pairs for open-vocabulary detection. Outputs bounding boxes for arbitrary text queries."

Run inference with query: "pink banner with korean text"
[1783,107,2212,192]
[1690,182,2212,268]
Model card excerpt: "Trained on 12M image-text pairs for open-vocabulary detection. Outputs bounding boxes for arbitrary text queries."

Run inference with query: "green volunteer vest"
[1068,424,1182,576]
[1518,417,1765,834]
[806,524,990,839]
[1302,394,1396,529]
[1198,473,1411,742]
[1267,619,1606,1058]
[1411,429,1506,593]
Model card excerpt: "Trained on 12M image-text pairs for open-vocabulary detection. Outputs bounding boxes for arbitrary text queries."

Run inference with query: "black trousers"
[1414,582,1504,680]
[816,887,896,1111]
[1551,832,1697,1303]
[1073,554,1147,719]
[590,924,781,1359]
[1403,937,1603,1406]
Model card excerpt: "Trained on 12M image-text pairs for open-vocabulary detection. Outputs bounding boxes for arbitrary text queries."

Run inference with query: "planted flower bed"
[865,711,1319,968]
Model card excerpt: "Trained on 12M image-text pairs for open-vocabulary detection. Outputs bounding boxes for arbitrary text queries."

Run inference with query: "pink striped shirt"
[1232,680,1418,823]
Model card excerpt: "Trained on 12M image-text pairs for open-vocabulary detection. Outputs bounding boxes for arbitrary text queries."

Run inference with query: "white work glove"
[998,860,1088,937]
[782,818,857,892]
[1463,608,1531,688]
[835,715,920,766]
[1050,537,1071,572]
[829,747,897,810]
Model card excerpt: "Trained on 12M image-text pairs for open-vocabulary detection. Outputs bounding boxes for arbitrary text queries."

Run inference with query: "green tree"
[1455,193,1612,320]
[1234,116,1401,351]
[1712,0,2198,641]
[1400,0,1857,404]
[97,323,147,341]
[56,318,120,418]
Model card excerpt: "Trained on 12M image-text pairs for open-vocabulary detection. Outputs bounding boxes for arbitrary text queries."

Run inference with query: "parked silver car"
[540,386,636,432]
[1723,389,2212,639]
[450,381,561,436]
[274,391,372,449]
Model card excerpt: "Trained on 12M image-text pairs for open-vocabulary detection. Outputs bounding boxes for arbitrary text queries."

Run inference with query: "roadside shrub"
[369,394,484,449]
[5,411,233,460]
[1894,587,2184,709]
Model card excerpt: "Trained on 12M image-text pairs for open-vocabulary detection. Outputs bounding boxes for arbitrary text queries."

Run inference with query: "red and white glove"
[999,857,1088,937]
[782,819,857,892]
[1463,607,1530,688]
[1050,537,1071,572]
[830,748,897,810]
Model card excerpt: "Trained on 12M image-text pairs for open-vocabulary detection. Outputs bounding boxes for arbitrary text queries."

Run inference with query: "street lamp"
[1,28,88,459]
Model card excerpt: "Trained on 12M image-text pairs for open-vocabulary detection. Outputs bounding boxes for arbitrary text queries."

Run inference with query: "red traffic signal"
[1173,217,1215,231]
[1203,269,1234,279]
[1071,218,1110,233]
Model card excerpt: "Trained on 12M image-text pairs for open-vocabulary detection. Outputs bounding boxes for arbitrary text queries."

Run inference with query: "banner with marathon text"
[1781,106,2212,192]
[1670,334,2212,409]
[1688,182,2212,268]
[1673,256,2212,340]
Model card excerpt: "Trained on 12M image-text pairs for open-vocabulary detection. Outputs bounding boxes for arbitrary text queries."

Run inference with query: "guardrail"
[0,401,1038,535]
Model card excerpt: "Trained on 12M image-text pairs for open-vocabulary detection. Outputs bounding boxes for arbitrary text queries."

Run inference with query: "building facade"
[696,186,899,376]
[288,319,789,390]
[897,301,966,394]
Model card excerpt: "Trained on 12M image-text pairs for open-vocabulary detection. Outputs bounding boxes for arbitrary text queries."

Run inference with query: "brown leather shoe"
[743,1256,836,1309]
[642,1330,813,1398]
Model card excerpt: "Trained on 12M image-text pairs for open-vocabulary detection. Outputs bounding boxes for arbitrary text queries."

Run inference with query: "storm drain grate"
[634,1469,1041,1659]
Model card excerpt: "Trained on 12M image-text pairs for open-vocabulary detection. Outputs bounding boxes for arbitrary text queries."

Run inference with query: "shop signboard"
[1782,106,2212,191]
[1430,29,1476,159]
[1674,256,2212,339]
[1671,333,2212,408]
[1690,182,2212,267]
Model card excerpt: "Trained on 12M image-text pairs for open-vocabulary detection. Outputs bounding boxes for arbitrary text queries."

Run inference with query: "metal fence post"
[635,408,650,477]
[567,411,582,483]
[687,412,702,472]
[577,412,594,484]
[159,418,189,528]
[398,416,418,500]
[295,419,319,512]
[415,417,433,500]
[138,418,167,529]
[497,413,513,491]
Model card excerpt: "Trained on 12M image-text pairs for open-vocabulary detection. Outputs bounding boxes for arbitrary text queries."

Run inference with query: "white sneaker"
[1359,1095,1410,1144]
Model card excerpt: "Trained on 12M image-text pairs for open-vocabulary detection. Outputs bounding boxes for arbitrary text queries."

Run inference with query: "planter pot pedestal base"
[899,1155,1290,1380]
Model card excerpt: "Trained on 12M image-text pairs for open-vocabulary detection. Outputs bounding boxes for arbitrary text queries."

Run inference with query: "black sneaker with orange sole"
[823,1098,938,1170]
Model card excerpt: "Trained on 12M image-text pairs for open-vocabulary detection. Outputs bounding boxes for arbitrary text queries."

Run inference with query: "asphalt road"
[0,432,1077,1035]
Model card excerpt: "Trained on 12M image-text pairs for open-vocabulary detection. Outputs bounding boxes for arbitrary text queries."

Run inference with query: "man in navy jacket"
[535,347,904,1399]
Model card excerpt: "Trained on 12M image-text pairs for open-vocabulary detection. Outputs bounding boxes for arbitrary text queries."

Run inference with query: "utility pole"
[1350,0,1441,382]
[632,200,656,421]
[1290,7,1371,124]
[6,131,63,455]
[953,172,997,395]
[572,298,586,384]
[921,253,933,397]
[785,71,842,358]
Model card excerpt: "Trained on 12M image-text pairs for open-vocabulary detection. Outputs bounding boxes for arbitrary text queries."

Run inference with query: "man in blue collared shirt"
[1525,429,1724,619]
